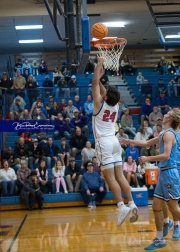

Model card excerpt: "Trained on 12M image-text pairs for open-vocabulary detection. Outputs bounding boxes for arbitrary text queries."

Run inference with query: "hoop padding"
[91,38,127,72]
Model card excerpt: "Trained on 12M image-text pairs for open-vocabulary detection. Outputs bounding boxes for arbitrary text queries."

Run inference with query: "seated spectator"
[19,109,32,120]
[39,59,48,74]
[9,97,25,120]
[136,163,146,187]
[14,137,29,165]
[156,56,168,74]
[36,132,49,149]
[62,67,71,83]
[121,108,136,137]
[83,95,94,117]
[136,72,144,85]
[140,145,156,159]
[20,170,43,210]
[65,157,82,192]
[125,144,139,162]
[92,156,101,174]
[31,100,48,118]
[43,137,59,169]
[68,75,79,96]
[0,72,13,112]
[54,112,71,140]
[21,132,32,149]
[63,100,77,121]
[33,108,46,120]
[73,95,83,113]
[56,76,69,98]
[167,60,176,74]
[118,97,128,120]
[52,67,63,84]
[116,128,129,149]
[22,59,32,75]
[59,98,68,112]
[81,141,96,170]
[42,75,54,98]
[155,91,170,115]
[120,54,136,75]
[100,74,109,89]
[148,106,163,127]
[140,79,152,99]
[80,161,106,208]
[26,75,39,107]
[157,78,167,94]
[140,97,153,125]
[1,147,20,171]
[0,160,17,196]
[84,57,94,74]
[52,160,68,193]
[49,101,61,119]
[69,127,87,157]
[152,118,164,133]
[31,59,39,76]
[16,160,31,195]
[153,123,163,138]
[168,78,177,97]
[142,119,153,137]
[30,97,42,115]
[134,126,149,141]
[36,160,52,194]
[14,58,23,73]
[70,108,89,138]
[123,156,139,187]
[28,139,45,170]
[58,137,70,166]
[13,69,26,98]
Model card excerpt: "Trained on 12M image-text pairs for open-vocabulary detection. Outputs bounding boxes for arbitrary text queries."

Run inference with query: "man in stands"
[83,95,94,117]
[14,137,29,165]
[140,97,153,125]
[63,100,76,121]
[69,127,87,158]
[148,106,163,127]
[0,72,13,112]
[42,75,54,98]
[9,97,25,120]
[19,109,32,120]
[43,137,59,169]
[155,91,170,115]
[68,75,79,96]
[13,69,26,98]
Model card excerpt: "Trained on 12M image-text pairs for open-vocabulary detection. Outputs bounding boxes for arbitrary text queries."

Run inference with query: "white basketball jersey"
[92,101,118,139]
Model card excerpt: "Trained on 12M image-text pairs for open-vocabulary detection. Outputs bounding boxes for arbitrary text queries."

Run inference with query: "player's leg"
[168,199,180,238]
[162,201,173,237]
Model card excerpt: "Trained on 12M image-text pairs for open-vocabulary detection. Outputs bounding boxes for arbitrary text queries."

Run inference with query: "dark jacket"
[44,144,59,157]
[14,143,29,159]
[69,134,87,150]
[65,164,82,177]
[69,115,89,129]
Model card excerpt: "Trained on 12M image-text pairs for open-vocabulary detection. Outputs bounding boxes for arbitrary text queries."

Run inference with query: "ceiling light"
[102,22,125,27]
[165,35,180,38]
[15,25,43,30]
[19,39,43,43]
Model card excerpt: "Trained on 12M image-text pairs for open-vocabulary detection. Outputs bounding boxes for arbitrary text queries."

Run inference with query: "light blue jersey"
[176,130,180,170]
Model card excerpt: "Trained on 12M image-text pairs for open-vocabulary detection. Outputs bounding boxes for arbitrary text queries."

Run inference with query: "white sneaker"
[129,204,139,223]
[117,206,131,226]
[64,190,68,194]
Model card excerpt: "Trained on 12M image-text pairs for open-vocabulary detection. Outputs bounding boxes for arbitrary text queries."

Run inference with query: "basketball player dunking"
[92,55,138,225]
[120,109,180,250]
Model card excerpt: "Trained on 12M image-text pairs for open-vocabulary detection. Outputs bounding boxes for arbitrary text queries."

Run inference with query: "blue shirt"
[125,147,140,162]
[81,171,104,190]
[155,97,169,106]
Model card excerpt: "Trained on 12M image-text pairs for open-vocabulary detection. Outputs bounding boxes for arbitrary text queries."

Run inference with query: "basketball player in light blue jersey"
[92,56,138,226]
[120,108,180,250]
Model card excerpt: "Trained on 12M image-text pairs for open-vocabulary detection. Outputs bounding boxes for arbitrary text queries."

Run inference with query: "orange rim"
[90,38,127,48]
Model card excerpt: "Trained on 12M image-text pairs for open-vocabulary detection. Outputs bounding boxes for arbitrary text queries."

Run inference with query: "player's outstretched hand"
[97,54,106,64]
[119,138,129,145]
[138,156,148,164]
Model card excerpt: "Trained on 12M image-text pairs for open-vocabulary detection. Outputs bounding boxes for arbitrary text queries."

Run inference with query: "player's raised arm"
[120,135,159,148]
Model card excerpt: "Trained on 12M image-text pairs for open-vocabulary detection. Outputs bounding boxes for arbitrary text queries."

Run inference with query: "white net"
[91,38,127,72]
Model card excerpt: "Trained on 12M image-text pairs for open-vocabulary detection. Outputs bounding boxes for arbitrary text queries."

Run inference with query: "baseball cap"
[69,157,75,161]
[32,139,38,143]
[2,72,7,75]
[45,75,49,79]
[71,75,76,79]
[86,162,93,167]
[30,171,37,176]
[73,108,79,113]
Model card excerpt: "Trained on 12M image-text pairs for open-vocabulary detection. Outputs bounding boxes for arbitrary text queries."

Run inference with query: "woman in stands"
[123,156,139,187]
[52,160,68,194]
[36,160,52,194]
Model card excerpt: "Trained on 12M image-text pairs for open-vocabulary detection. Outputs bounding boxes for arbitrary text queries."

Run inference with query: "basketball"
[91,23,108,39]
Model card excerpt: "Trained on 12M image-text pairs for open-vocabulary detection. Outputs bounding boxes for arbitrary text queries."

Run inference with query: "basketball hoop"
[90,38,127,72]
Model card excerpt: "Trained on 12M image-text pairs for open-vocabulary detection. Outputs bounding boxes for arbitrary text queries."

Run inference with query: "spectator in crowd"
[28,139,45,170]
[9,97,25,120]
[14,58,23,73]
[19,109,32,120]
[22,59,32,75]
[136,163,146,187]
[31,99,48,118]
[140,79,152,99]
[84,57,94,74]
[0,72,13,112]
[140,97,153,125]
[120,54,136,75]
[54,112,71,140]
[83,95,94,117]
[153,123,163,138]
[52,160,68,193]
[70,108,89,138]
[156,56,168,74]
[16,160,31,195]
[100,74,109,89]
[14,137,29,164]
[31,59,39,76]
[134,126,149,141]
[69,127,87,157]
[92,156,101,174]
[121,108,136,137]
[59,98,68,112]
[58,137,71,167]
[136,72,144,85]
[13,69,26,98]
[116,128,129,149]
[80,161,106,209]
[49,101,61,119]
[20,170,43,210]
[68,75,79,96]
[62,67,71,82]
[81,141,96,170]
[73,95,83,113]
[21,133,32,149]
[30,97,42,115]
[168,78,177,97]
[125,143,140,162]
[140,144,156,160]
[142,119,153,137]
[0,160,17,196]
[63,100,77,121]
[43,137,59,169]
[56,76,69,98]
[123,156,139,187]
[65,157,82,192]
[42,75,54,98]
[176,65,180,76]
[1,147,20,171]
[36,160,52,194]
[148,106,163,127]
[32,108,46,120]
[118,97,128,120]
[157,78,167,94]
[155,91,170,115]
[52,67,63,84]
[167,60,176,74]
[39,59,48,74]
[25,75,39,107]
[152,117,163,132]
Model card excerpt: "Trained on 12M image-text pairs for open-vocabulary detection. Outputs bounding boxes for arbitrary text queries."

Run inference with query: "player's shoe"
[144,238,166,250]
[129,204,138,223]
[117,206,131,226]
[163,219,173,237]
[172,225,180,238]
